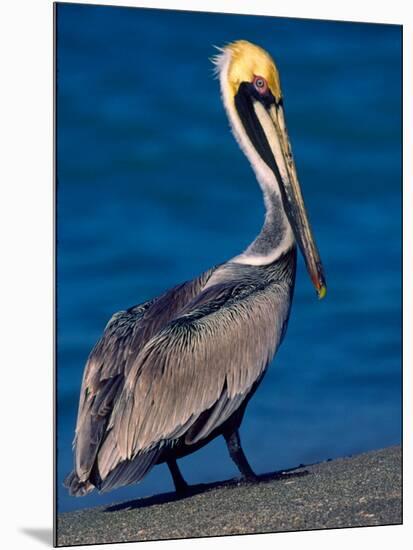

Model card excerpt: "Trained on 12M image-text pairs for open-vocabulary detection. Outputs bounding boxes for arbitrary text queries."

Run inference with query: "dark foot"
[224,429,257,480]
[175,480,191,496]
[167,459,190,495]
[240,473,259,483]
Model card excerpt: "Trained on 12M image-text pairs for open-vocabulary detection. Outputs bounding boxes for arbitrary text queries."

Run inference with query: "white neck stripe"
[216,49,295,267]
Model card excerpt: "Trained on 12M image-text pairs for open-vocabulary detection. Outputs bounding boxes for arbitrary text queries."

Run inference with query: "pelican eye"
[253,75,268,94]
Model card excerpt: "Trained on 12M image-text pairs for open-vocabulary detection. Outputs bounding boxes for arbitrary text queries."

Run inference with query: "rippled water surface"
[56,4,402,513]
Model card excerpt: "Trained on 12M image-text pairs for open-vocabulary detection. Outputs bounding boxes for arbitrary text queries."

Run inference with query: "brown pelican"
[65,40,326,497]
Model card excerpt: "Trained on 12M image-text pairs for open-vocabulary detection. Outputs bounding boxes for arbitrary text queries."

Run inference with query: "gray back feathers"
[65,247,296,494]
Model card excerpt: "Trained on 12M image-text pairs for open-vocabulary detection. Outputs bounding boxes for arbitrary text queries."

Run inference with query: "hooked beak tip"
[311,273,327,300]
[317,284,327,300]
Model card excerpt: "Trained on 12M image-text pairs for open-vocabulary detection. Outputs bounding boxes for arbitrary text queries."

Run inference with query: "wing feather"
[110,281,292,460]
[70,268,215,488]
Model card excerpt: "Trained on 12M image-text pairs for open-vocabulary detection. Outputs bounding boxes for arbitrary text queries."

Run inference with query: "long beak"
[234,85,326,299]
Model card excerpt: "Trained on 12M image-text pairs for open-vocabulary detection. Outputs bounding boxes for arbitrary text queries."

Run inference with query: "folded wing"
[66,268,214,494]
[109,280,291,464]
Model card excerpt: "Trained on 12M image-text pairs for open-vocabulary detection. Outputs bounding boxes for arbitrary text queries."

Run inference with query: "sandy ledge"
[57,446,402,546]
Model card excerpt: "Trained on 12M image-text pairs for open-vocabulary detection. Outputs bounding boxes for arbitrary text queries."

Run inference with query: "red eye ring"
[253,75,268,95]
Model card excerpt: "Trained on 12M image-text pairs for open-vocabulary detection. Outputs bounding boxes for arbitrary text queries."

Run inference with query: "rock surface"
[57,446,402,546]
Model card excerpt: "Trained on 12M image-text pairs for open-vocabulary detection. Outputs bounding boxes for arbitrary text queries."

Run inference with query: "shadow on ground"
[105,467,310,512]
[20,528,53,546]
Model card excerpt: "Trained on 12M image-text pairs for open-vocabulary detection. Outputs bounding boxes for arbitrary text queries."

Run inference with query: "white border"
[1,0,410,549]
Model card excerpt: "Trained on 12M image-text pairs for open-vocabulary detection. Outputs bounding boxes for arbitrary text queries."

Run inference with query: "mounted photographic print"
[54,2,402,546]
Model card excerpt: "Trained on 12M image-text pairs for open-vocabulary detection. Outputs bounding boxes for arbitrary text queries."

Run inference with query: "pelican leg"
[167,458,189,494]
[224,429,258,482]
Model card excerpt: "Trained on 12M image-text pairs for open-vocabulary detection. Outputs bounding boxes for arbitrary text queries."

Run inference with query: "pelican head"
[213,40,326,299]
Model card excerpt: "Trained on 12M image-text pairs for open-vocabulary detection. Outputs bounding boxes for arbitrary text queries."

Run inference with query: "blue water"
[56,4,402,514]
